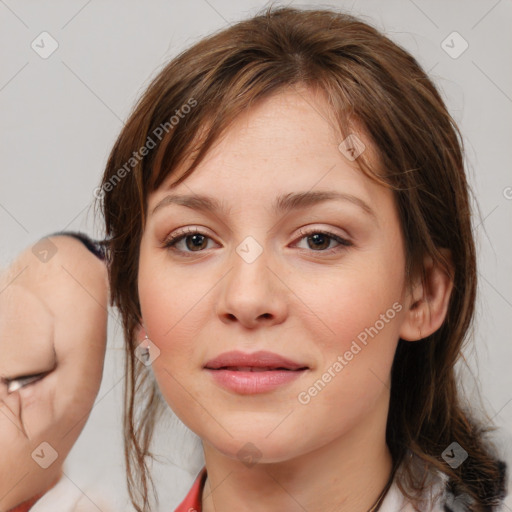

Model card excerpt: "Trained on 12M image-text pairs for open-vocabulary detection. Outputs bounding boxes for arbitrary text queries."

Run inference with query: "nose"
[216,238,288,329]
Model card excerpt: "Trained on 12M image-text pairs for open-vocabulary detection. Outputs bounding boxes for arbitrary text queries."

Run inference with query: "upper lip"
[204,350,308,370]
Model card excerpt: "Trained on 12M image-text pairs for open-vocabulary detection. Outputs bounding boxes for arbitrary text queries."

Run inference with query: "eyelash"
[162,227,353,256]
[5,372,47,394]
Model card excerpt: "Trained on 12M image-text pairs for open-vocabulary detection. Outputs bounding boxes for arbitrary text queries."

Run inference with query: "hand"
[0,235,108,511]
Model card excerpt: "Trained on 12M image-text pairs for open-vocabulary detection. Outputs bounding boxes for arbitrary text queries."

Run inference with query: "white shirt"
[29,451,512,512]
[30,474,128,512]
[379,456,512,512]
[377,473,444,512]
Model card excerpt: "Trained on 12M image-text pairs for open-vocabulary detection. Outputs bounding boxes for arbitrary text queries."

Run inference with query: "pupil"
[187,234,206,251]
[184,233,330,251]
[309,233,329,250]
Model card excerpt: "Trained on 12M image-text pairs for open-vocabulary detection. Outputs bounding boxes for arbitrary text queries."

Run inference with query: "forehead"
[150,88,385,212]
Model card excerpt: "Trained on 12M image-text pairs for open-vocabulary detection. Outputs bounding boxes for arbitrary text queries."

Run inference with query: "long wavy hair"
[98,5,508,511]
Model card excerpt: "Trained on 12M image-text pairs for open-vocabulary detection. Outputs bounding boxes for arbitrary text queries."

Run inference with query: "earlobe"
[135,323,147,342]
[399,251,454,342]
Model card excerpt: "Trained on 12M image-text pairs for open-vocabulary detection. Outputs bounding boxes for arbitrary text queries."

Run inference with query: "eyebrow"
[151,190,376,219]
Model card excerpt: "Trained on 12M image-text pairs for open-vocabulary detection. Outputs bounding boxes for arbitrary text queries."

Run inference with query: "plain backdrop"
[1,0,511,510]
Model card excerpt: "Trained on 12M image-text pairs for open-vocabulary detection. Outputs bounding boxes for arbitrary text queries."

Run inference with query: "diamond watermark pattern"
[31,31,59,59]
[237,442,262,468]
[236,236,263,264]
[441,31,468,59]
[32,238,58,263]
[135,338,161,366]
[442,441,468,468]
[31,442,58,469]
[338,134,366,161]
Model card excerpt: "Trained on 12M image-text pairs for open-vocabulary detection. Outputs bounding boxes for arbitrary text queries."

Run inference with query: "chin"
[201,425,308,466]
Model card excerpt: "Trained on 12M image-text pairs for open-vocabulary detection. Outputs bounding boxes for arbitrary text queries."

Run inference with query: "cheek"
[21,375,57,440]
[138,249,212,348]
[0,393,26,451]
[292,257,405,421]
[292,275,402,446]
[137,263,204,415]
[56,359,103,433]
[296,258,404,350]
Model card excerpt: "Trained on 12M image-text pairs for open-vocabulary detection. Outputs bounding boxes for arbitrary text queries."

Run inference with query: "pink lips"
[204,350,308,394]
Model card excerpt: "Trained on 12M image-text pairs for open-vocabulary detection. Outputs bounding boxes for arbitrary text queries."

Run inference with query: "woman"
[98,6,510,511]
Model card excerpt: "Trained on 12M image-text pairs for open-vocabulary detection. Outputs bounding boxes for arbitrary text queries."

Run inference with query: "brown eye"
[294,229,353,253]
[163,228,217,255]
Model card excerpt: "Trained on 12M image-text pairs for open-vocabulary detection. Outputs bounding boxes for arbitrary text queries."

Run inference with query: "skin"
[0,236,108,511]
[138,86,453,512]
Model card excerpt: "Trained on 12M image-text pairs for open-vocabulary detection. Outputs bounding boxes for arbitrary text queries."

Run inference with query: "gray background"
[1,0,511,509]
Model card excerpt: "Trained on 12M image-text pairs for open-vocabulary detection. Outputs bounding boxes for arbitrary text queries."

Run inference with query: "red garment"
[174,467,207,512]
[6,476,60,512]
[6,493,44,512]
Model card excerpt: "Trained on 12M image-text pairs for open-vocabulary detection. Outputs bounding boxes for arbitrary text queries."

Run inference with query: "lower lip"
[205,369,306,394]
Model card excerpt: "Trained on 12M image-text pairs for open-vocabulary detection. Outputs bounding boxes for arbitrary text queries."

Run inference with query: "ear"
[135,322,147,342]
[399,251,454,341]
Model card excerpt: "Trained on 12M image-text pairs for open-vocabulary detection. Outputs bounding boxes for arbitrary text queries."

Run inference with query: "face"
[0,238,108,509]
[138,87,411,464]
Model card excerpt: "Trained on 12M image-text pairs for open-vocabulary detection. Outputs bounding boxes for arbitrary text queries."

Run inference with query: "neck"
[202,391,393,512]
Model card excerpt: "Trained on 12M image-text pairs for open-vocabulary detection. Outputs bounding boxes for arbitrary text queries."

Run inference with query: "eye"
[294,228,353,254]
[5,372,48,393]
[162,227,217,255]
[162,227,353,256]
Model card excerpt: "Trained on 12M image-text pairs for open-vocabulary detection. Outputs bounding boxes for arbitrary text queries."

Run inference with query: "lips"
[218,366,293,372]
[204,350,308,371]
[204,350,308,394]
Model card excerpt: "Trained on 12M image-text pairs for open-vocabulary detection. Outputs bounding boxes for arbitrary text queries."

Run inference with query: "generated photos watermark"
[94,97,197,199]
[297,301,403,405]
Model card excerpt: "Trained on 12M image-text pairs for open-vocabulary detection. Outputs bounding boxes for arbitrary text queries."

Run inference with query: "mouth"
[204,351,309,394]
[204,350,308,370]
[209,366,307,372]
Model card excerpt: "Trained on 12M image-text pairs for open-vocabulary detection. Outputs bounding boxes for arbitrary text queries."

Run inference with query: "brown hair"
[98,5,508,511]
